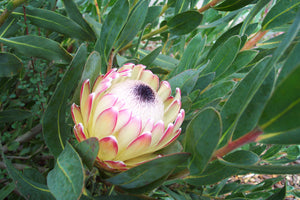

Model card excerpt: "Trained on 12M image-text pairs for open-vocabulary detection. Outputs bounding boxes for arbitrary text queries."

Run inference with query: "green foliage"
[1,0,299,199]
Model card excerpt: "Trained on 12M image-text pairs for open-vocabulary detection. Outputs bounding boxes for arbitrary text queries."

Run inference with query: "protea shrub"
[71,63,184,172]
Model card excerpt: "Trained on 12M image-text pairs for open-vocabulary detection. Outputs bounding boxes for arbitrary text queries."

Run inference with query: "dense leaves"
[1,0,299,199]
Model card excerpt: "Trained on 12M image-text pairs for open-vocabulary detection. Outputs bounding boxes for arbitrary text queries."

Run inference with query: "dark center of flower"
[133,84,155,103]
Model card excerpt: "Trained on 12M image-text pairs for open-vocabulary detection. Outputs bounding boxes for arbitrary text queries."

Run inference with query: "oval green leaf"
[219,158,300,174]
[98,0,129,65]
[176,34,206,73]
[140,46,162,66]
[72,51,101,104]
[185,150,259,185]
[75,137,99,170]
[0,109,32,123]
[258,128,300,145]
[43,45,87,157]
[0,36,72,64]
[185,107,222,174]
[201,35,241,77]
[47,143,84,200]
[63,0,96,40]
[168,11,203,35]
[0,52,22,77]
[11,6,93,40]
[259,65,300,133]
[192,81,235,110]
[106,153,189,189]
[114,0,149,51]
[262,0,300,30]
[214,0,255,11]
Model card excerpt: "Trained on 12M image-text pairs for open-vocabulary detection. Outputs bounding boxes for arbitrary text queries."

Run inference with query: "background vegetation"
[0,0,299,199]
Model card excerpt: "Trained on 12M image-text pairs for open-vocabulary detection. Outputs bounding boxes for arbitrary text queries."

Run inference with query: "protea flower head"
[71,63,184,172]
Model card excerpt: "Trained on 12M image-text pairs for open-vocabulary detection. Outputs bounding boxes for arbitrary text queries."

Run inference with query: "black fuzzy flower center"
[133,84,155,103]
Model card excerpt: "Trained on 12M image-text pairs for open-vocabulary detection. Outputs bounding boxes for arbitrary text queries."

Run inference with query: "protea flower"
[71,63,184,172]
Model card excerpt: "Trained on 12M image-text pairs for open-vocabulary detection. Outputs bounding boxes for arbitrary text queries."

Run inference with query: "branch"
[241,30,269,50]
[2,124,42,153]
[0,0,27,26]
[211,127,264,161]
[198,0,223,13]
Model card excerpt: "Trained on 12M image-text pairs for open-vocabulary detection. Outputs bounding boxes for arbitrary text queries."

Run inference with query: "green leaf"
[168,11,203,35]
[0,109,32,123]
[185,150,259,185]
[258,128,300,144]
[97,0,129,65]
[216,50,258,81]
[259,65,300,133]
[266,185,286,200]
[75,137,99,170]
[138,49,179,73]
[192,81,236,110]
[214,0,255,11]
[0,15,20,38]
[0,36,72,64]
[114,0,149,51]
[0,52,22,77]
[43,45,87,157]
[139,46,162,66]
[176,34,206,73]
[168,69,200,95]
[219,159,300,174]
[208,23,257,59]
[3,154,55,200]
[47,143,84,200]
[199,6,249,29]
[0,182,15,200]
[23,168,46,185]
[277,41,300,84]
[220,57,272,146]
[142,6,162,28]
[185,107,222,174]
[232,68,275,140]
[62,0,96,40]
[202,36,241,77]
[193,72,215,91]
[240,0,271,35]
[72,51,102,104]
[262,0,300,30]
[121,172,172,194]
[174,0,189,14]
[11,6,93,40]
[106,153,189,189]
